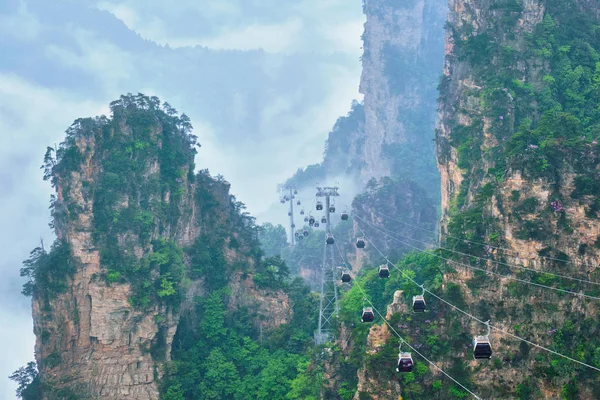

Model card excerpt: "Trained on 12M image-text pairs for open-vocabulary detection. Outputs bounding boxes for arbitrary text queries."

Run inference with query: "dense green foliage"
[257,223,288,258]
[442,0,600,257]
[20,240,77,300]
[447,1,600,207]
[435,2,600,397]
[258,222,327,287]
[160,273,321,400]
[9,363,41,400]
[33,94,202,309]
[336,252,493,399]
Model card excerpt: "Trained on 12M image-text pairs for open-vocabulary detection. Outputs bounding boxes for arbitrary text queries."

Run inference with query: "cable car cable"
[350,278,482,399]
[355,221,600,374]
[333,239,480,392]
[352,211,600,287]
[353,214,600,301]
[352,199,595,268]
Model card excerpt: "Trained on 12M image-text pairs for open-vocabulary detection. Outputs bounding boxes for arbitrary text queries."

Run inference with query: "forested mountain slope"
[14,94,319,399]
[348,1,600,399]
[434,0,600,397]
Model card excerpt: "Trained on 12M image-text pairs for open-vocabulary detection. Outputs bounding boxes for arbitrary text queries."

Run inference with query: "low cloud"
[44,27,136,96]
[0,1,41,41]
[94,0,365,55]
[0,73,108,398]
[168,19,305,52]
[194,60,363,217]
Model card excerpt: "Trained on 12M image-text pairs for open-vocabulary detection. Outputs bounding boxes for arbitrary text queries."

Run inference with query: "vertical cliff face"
[282,0,447,287]
[28,94,291,399]
[438,0,600,277]
[353,291,406,400]
[437,0,600,397]
[358,0,446,192]
[287,0,446,192]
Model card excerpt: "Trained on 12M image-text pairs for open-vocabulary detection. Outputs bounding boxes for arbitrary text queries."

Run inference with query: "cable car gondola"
[412,295,426,312]
[316,201,323,211]
[300,210,305,215]
[291,223,295,228]
[329,206,335,213]
[396,352,414,373]
[361,307,374,323]
[314,222,320,228]
[297,201,301,206]
[321,216,326,224]
[294,232,299,237]
[341,270,351,283]
[297,235,304,241]
[293,189,298,195]
[473,321,493,359]
[304,217,309,222]
[378,264,390,278]
[309,216,315,225]
[326,234,335,245]
[473,337,492,359]
[288,211,291,216]
[303,230,309,236]
[341,211,349,220]
[356,238,365,248]
[280,199,285,204]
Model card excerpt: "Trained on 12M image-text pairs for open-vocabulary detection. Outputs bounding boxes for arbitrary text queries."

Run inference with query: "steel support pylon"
[315,186,340,345]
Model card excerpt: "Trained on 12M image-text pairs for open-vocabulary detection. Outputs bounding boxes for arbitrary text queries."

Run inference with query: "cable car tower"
[315,185,340,345]
[278,185,298,246]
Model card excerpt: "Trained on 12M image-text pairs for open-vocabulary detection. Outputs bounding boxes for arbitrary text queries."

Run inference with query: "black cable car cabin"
[297,235,303,241]
[309,217,315,225]
[341,270,351,282]
[473,336,493,359]
[341,212,349,220]
[378,265,390,278]
[300,210,305,215]
[294,189,298,195]
[326,234,335,245]
[329,206,335,213]
[314,222,320,227]
[288,211,291,216]
[412,295,426,312]
[321,216,327,223]
[303,230,309,236]
[294,232,299,237]
[316,201,323,210]
[280,199,285,204]
[356,238,365,248]
[361,307,374,322]
[396,352,414,373]
[304,217,309,222]
[297,201,301,205]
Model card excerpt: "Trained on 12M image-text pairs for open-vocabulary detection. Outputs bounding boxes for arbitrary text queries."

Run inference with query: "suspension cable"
[353,213,600,301]
[353,211,600,287]
[352,199,596,268]
[333,243,482,399]
[354,220,600,373]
